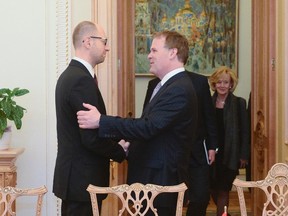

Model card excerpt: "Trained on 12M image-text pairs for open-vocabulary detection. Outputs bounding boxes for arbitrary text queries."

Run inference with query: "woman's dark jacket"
[212,92,250,170]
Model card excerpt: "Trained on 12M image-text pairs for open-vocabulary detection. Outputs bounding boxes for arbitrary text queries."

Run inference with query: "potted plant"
[0,87,29,149]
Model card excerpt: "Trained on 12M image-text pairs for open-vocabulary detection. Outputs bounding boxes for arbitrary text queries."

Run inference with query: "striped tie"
[150,82,162,102]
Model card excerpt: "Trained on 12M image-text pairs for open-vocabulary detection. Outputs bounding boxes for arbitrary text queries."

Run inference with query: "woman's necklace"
[216,98,225,105]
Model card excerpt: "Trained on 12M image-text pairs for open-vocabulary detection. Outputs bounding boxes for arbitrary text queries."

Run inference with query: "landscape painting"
[135,0,239,76]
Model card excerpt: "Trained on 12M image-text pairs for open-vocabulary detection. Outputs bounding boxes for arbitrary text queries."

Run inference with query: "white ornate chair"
[233,162,288,216]
[0,185,47,216]
[87,182,187,216]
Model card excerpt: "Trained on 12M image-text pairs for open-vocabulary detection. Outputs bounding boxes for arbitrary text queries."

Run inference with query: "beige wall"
[135,0,252,117]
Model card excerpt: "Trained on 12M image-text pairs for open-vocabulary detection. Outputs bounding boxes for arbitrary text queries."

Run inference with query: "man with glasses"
[53,21,129,216]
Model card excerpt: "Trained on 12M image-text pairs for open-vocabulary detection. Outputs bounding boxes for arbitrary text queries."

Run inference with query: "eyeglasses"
[90,36,108,45]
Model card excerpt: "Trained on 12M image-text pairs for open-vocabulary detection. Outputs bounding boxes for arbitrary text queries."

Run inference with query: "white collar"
[160,67,185,85]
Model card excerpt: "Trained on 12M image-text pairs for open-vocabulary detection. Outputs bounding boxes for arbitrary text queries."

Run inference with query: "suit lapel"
[152,72,186,100]
[69,59,107,114]
[142,72,186,115]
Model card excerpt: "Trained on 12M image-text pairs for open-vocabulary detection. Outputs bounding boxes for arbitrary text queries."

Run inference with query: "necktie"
[150,82,162,102]
[94,75,98,87]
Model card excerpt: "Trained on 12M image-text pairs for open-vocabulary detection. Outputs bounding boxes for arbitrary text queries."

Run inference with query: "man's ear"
[82,37,91,48]
[169,47,178,59]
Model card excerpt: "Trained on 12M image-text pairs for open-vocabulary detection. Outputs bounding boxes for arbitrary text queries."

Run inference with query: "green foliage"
[0,88,29,138]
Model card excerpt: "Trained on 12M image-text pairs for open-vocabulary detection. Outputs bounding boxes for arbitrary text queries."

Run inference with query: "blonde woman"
[208,66,249,216]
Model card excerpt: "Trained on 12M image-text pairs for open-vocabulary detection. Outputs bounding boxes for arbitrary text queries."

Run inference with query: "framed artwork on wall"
[135,0,239,76]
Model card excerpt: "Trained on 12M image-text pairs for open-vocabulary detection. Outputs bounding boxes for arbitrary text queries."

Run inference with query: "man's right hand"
[77,103,101,129]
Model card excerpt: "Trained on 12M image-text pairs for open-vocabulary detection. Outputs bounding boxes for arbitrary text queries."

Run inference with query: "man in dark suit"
[77,30,198,216]
[53,21,129,216]
[143,72,218,216]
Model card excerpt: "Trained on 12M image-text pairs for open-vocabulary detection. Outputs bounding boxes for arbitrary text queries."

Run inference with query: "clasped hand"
[118,139,130,153]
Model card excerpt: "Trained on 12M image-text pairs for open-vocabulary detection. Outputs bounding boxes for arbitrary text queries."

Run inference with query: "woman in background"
[209,66,249,216]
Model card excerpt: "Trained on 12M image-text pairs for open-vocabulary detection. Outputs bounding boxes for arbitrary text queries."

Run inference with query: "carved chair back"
[233,163,288,216]
[87,182,187,216]
[0,186,47,216]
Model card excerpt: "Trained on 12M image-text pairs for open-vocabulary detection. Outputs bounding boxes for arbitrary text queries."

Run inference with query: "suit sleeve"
[69,75,126,162]
[99,84,195,140]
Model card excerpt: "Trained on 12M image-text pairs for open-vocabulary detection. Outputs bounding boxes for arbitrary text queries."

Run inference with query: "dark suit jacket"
[98,71,198,206]
[143,72,218,166]
[143,72,218,205]
[53,59,126,202]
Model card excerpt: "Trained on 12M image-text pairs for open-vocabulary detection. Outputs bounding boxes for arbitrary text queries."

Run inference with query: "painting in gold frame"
[135,0,239,76]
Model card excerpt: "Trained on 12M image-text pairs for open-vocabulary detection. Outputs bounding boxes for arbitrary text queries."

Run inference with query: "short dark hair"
[153,31,189,65]
[72,21,97,48]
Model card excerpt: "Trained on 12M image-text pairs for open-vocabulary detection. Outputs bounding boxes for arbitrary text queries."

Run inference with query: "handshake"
[118,139,130,154]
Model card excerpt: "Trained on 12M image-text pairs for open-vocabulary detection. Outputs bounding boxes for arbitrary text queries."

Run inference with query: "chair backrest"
[0,185,47,216]
[87,182,187,216]
[233,162,288,216]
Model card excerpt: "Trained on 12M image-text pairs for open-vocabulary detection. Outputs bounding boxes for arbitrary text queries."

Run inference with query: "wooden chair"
[0,185,47,216]
[233,162,288,216]
[87,182,187,216]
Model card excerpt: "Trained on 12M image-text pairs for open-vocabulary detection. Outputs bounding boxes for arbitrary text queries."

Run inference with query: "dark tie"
[94,75,98,87]
[149,82,162,102]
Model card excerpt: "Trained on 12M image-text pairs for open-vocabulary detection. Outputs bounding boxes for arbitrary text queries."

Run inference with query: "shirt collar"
[73,57,95,78]
[160,67,185,85]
